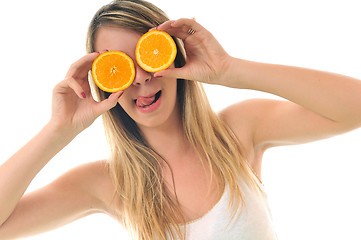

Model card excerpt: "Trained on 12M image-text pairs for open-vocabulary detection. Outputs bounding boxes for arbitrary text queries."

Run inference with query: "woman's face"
[94,26,179,130]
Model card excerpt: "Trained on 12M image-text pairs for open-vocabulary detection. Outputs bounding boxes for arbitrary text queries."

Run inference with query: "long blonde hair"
[86,0,261,239]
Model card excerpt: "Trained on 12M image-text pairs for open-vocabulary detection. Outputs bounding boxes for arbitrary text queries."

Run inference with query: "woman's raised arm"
[0,52,121,238]
[156,18,361,149]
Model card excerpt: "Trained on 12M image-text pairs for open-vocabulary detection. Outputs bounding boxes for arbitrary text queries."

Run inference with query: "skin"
[95,27,180,132]
[1,18,361,239]
[94,26,221,221]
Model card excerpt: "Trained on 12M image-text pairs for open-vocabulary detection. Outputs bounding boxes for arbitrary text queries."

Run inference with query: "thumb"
[94,91,123,116]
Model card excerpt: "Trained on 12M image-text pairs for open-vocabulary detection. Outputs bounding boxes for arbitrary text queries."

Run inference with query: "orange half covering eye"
[135,30,177,72]
[92,51,135,93]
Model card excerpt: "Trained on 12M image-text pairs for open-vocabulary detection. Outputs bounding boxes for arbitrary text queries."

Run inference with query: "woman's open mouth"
[134,90,162,112]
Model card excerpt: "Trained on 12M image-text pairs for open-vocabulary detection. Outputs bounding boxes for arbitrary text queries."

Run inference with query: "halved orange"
[135,30,177,72]
[92,51,135,92]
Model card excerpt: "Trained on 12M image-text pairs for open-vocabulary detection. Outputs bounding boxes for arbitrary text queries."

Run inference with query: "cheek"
[117,92,134,112]
[117,96,127,106]
[167,79,178,98]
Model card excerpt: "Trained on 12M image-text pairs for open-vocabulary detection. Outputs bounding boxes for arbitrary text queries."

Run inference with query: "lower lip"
[135,93,162,113]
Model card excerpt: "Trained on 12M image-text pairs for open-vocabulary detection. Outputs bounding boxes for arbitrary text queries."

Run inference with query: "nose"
[132,64,152,86]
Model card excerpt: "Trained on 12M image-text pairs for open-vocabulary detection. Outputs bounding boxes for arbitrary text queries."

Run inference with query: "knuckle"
[70,61,80,69]
[64,77,73,86]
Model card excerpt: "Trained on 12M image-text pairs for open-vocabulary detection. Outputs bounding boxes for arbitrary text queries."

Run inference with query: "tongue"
[136,95,155,107]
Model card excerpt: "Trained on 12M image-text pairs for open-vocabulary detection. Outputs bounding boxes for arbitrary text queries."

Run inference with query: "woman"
[1,0,361,239]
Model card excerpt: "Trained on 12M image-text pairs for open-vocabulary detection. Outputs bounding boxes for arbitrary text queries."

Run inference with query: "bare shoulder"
[218,99,280,173]
[218,98,274,145]
[219,97,341,161]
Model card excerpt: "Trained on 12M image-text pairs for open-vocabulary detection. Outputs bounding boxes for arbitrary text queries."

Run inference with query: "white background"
[1,0,361,239]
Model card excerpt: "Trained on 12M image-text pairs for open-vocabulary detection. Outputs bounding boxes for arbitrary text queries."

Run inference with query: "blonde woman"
[1,0,361,239]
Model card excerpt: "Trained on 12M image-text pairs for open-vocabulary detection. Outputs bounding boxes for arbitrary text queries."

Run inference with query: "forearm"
[224,58,361,127]
[0,123,76,226]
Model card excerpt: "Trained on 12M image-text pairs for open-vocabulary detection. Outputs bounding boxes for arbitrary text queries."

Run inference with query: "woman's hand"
[154,18,233,85]
[50,52,122,135]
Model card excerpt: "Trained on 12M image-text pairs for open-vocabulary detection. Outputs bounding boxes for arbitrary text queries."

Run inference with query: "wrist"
[221,58,270,90]
[45,120,79,144]
[219,57,247,89]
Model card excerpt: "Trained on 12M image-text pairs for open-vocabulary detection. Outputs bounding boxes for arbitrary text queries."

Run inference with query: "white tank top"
[176,180,278,240]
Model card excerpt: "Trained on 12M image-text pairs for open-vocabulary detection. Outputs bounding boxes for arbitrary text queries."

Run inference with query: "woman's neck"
[139,112,193,162]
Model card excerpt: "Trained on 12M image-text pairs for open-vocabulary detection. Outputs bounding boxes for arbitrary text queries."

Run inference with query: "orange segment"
[135,30,177,72]
[92,51,135,92]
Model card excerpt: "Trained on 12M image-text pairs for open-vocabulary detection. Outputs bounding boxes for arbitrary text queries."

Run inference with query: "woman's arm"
[0,52,121,238]
[0,160,114,240]
[0,123,74,227]
[220,59,361,148]
[156,18,361,160]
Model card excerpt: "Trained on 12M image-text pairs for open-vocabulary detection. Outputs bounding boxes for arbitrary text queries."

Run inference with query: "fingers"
[154,67,189,80]
[66,52,99,78]
[170,18,201,32]
[66,77,87,99]
[156,18,203,41]
[62,51,107,99]
[93,91,123,116]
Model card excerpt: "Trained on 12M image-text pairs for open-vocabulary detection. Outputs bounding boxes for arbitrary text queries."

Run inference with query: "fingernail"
[81,92,86,99]
[154,73,162,78]
[115,91,124,99]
